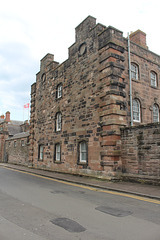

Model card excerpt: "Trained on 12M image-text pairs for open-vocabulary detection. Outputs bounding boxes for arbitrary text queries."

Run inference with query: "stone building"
[5,132,30,166]
[0,111,29,163]
[30,16,160,178]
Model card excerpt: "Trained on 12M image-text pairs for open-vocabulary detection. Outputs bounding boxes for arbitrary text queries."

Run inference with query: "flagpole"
[28,105,29,123]
[23,105,24,122]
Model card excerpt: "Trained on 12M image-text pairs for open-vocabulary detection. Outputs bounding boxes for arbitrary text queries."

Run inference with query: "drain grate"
[95,206,132,217]
[50,218,86,232]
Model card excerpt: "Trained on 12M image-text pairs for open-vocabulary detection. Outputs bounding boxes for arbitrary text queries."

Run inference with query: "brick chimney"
[5,111,10,122]
[130,30,148,49]
[0,114,5,120]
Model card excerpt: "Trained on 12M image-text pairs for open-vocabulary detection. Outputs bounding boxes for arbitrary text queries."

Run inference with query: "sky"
[0,0,160,121]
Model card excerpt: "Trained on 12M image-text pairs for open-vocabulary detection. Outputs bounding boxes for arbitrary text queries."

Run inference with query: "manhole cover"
[50,190,65,194]
[50,218,86,232]
[95,206,132,217]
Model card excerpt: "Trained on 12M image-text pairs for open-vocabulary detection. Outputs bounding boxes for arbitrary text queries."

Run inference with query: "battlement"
[75,16,96,42]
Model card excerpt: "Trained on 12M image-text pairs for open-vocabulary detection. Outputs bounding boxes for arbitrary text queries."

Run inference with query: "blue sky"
[0,0,160,120]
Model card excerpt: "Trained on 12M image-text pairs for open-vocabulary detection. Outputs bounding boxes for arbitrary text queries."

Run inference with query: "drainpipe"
[128,33,133,126]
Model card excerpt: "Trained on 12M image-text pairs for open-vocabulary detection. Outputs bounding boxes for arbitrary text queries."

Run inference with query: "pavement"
[1,163,160,200]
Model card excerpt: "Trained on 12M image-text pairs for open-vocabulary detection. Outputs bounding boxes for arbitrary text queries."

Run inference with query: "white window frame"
[14,141,17,148]
[55,143,61,162]
[133,99,140,122]
[56,112,61,131]
[39,145,44,161]
[57,84,62,99]
[21,140,25,147]
[151,71,157,87]
[131,63,138,80]
[153,104,159,123]
[79,141,87,164]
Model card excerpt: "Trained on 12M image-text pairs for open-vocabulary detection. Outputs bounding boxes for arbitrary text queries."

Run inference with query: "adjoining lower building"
[0,111,29,163]
[29,16,160,179]
[5,132,30,166]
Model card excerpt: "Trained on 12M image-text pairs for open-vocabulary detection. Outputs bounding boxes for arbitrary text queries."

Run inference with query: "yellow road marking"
[2,166,160,205]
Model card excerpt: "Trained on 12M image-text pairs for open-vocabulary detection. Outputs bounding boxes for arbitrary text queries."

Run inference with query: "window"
[56,112,62,131]
[55,143,61,162]
[153,104,159,123]
[57,84,62,99]
[151,71,157,87]
[131,63,138,80]
[41,73,46,82]
[14,141,17,148]
[133,99,140,122]
[21,140,25,147]
[38,145,44,161]
[79,141,87,164]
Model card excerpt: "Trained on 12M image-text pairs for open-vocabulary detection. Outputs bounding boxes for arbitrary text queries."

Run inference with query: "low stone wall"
[121,123,160,183]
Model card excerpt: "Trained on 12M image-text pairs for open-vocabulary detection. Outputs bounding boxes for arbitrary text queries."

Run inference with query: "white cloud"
[0,0,160,120]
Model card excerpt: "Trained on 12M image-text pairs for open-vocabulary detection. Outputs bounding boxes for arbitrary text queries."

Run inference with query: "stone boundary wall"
[121,123,160,183]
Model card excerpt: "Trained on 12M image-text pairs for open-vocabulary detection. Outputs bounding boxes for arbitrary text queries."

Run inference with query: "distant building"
[0,111,29,162]
[5,132,30,166]
[29,16,160,179]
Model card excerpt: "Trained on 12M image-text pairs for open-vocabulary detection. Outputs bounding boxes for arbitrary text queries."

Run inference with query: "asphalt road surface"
[0,166,160,240]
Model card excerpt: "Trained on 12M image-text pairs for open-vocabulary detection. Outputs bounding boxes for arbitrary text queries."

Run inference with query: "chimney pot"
[5,111,10,122]
[0,115,5,120]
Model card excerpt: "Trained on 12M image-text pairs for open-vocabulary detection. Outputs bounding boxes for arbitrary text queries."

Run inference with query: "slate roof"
[7,121,24,136]
[6,131,30,141]
[8,125,22,136]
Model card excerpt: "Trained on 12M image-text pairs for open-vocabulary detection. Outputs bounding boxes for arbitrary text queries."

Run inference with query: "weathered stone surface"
[121,123,160,178]
[28,16,160,179]
[5,132,30,165]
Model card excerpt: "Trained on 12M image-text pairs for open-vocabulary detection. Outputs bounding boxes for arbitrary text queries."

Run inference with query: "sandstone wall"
[5,133,29,166]
[121,123,160,182]
[29,16,160,179]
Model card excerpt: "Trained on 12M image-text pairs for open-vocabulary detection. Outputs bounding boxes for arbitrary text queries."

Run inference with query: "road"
[0,167,160,240]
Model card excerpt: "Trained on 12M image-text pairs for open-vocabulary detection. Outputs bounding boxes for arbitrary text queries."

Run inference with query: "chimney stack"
[5,111,10,122]
[130,30,148,49]
[0,114,5,120]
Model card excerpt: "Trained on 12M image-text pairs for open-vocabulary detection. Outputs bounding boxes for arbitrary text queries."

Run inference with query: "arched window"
[151,71,157,87]
[131,63,139,80]
[55,112,62,131]
[55,143,61,162]
[133,99,141,122]
[56,84,62,99]
[38,145,44,161]
[153,104,159,122]
[78,141,87,164]
[41,73,46,82]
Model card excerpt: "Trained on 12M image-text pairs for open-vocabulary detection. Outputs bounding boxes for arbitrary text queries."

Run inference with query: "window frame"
[56,112,62,132]
[131,63,139,80]
[38,145,44,161]
[153,104,159,123]
[150,71,157,87]
[54,143,61,162]
[57,84,62,99]
[78,141,88,165]
[41,73,46,82]
[21,140,25,147]
[14,141,17,148]
[133,99,141,122]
